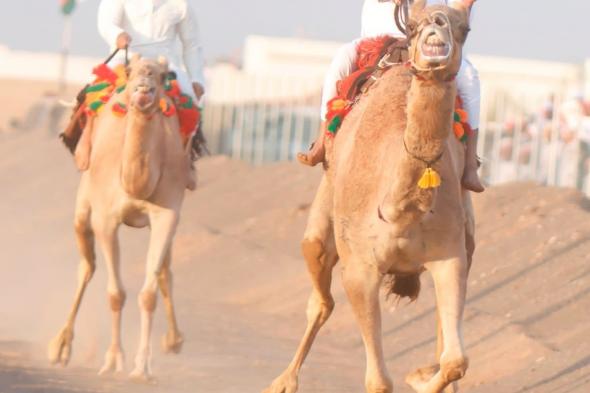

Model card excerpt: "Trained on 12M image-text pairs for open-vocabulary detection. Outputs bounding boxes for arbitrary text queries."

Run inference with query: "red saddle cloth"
[325,36,471,142]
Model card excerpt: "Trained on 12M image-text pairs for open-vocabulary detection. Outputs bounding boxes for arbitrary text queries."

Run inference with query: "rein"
[103,46,130,67]
[394,1,410,36]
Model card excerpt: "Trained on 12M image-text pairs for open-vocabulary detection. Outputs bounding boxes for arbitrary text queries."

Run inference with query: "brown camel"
[264,2,475,393]
[48,56,192,379]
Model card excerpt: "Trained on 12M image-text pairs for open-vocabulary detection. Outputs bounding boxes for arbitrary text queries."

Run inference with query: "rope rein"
[103,46,129,67]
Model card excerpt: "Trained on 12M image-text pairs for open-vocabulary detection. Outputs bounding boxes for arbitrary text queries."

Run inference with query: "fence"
[201,89,590,197]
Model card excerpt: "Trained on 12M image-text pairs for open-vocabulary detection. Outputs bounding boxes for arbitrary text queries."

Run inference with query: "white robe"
[98,0,205,100]
[322,0,480,129]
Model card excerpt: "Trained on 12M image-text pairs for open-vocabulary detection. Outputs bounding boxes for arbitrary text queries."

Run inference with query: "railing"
[202,96,322,164]
[202,91,590,197]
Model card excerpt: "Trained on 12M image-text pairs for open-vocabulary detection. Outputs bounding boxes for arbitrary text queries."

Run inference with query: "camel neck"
[120,108,163,200]
[404,78,455,157]
[379,76,457,225]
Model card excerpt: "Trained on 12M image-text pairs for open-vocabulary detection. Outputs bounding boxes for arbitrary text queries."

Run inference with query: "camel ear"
[448,3,470,43]
[157,56,169,73]
[410,0,427,17]
[130,53,141,65]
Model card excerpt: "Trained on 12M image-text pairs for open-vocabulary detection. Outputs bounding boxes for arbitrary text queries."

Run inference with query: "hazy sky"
[0,0,588,64]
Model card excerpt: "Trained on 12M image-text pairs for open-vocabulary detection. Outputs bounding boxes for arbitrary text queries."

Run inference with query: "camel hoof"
[47,327,74,366]
[405,364,439,392]
[98,348,125,376]
[129,368,156,384]
[263,372,298,393]
[161,331,184,354]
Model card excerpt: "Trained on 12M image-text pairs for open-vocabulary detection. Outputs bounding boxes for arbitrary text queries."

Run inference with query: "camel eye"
[406,20,418,37]
[433,14,447,27]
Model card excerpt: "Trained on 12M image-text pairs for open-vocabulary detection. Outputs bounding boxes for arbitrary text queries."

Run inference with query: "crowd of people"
[485,91,590,196]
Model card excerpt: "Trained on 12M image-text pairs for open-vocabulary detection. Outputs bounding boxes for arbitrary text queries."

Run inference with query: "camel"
[264,2,475,393]
[48,55,192,379]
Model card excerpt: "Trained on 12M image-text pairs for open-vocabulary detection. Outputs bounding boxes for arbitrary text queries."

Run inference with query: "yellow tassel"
[418,167,442,189]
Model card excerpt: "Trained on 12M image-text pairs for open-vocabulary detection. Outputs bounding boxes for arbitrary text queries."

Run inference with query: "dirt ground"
[1,80,589,393]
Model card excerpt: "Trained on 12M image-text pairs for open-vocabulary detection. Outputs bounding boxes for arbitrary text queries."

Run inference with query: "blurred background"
[1,0,590,193]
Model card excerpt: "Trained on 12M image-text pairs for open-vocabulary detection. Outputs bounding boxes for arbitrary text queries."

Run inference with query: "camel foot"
[47,327,74,366]
[262,371,298,393]
[129,367,155,384]
[406,364,438,392]
[161,330,184,354]
[98,348,125,375]
[461,170,484,193]
[296,152,323,167]
[406,364,460,393]
[129,353,153,383]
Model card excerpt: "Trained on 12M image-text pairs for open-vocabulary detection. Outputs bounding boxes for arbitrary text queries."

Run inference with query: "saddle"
[60,65,207,159]
[325,36,470,142]
[325,36,409,136]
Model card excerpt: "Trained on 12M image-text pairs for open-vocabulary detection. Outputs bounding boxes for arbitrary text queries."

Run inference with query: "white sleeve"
[178,2,206,87]
[320,41,359,120]
[97,0,125,48]
[457,58,481,129]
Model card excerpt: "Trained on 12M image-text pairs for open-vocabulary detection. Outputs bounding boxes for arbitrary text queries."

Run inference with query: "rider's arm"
[178,2,206,97]
[97,0,126,49]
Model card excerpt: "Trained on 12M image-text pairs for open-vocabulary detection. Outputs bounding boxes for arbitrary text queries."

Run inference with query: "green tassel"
[85,82,111,93]
[88,101,104,111]
[327,116,342,134]
[460,133,468,143]
[454,112,461,123]
[116,84,126,93]
[180,95,194,109]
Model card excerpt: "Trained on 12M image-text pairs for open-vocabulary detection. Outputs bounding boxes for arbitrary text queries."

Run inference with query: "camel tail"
[384,273,421,302]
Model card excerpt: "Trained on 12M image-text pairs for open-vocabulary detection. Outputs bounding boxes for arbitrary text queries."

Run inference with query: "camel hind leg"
[264,175,338,393]
[48,196,95,366]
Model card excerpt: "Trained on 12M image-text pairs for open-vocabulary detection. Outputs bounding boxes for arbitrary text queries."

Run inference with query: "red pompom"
[92,64,118,84]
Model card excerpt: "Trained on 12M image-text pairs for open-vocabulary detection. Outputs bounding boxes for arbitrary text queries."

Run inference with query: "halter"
[403,9,459,83]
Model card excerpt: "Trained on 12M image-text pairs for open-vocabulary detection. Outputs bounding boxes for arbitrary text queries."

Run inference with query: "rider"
[71,0,206,188]
[298,0,484,193]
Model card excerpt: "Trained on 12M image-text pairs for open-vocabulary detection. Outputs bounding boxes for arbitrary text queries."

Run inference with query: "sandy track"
[0,122,589,392]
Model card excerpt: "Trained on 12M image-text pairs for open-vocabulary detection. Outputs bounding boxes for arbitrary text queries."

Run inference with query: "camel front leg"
[48,199,95,366]
[158,249,184,354]
[130,209,179,381]
[407,255,469,393]
[264,175,337,393]
[342,262,393,393]
[94,220,126,375]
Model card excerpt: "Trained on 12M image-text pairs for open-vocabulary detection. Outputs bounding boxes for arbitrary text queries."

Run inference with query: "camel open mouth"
[419,32,451,62]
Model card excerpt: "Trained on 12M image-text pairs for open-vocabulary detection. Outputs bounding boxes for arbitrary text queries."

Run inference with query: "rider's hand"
[192,82,205,100]
[116,32,132,49]
[393,0,402,5]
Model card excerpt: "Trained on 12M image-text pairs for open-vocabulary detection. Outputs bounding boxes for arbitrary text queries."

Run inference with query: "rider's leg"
[457,58,484,193]
[298,40,359,167]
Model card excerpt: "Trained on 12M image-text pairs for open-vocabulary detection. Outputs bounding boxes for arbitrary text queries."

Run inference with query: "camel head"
[406,0,470,80]
[126,55,169,113]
